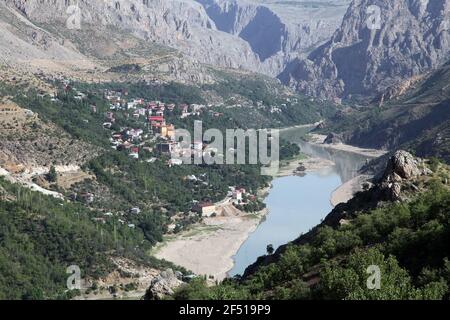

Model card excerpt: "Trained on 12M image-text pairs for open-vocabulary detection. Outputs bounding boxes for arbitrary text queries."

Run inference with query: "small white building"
[168,159,183,166]
[130,207,141,215]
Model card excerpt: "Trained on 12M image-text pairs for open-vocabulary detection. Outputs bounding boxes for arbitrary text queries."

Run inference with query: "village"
[48,84,264,234]
[101,87,226,165]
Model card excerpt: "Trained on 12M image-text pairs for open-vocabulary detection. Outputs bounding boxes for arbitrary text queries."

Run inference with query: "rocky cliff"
[279,0,450,100]
[197,0,350,76]
[1,0,350,78]
[2,0,262,72]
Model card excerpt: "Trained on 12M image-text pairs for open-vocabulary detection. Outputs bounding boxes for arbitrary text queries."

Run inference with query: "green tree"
[47,166,58,183]
[319,248,447,300]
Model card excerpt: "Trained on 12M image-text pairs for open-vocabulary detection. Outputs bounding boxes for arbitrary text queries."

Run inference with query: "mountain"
[320,60,450,164]
[1,0,351,80]
[0,0,212,84]
[279,0,450,100]
[5,0,449,102]
[196,0,350,75]
[5,0,261,68]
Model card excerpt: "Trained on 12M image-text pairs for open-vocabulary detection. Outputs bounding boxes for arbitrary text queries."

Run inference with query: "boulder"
[144,269,183,300]
[380,151,425,200]
[383,151,422,180]
[323,133,343,144]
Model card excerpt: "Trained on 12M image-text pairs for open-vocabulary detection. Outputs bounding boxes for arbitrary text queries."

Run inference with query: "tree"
[47,165,58,183]
[319,247,447,300]
[266,244,274,255]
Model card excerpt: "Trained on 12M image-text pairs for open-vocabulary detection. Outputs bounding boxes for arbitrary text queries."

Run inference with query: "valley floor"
[152,134,387,281]
[153,206,269,282]
[151,157,336,281]
[309,134,388,158]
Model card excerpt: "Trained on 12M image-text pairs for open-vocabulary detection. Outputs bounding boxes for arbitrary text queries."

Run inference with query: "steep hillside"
[279,0,450,100]
[2,0,260,73]
[321,61,450,163]
[0,0,224,84]
[0,173,182,299]
[169,152,450,300]
[0,98,98,168]
[1,0,352,80]
[0,1,96,74]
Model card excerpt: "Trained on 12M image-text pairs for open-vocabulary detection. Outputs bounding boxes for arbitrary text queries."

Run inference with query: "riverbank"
[305,133,387,206]
[153,128,386,282]
[153,207,268,281]
[277,154,335,177]
[151,153,336,281]
[308,134,387,158]
[330,174,372,207]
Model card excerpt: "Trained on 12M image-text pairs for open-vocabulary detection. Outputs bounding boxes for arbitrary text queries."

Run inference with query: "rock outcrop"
[143,269,183,300]
[280,0,450,100]
[380,150,431,200]
[324,132,343,144]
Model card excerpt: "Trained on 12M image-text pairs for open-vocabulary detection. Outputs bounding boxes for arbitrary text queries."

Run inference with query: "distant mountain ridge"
[196,0,349,76]
[1,0,349,79]
[319,59,450,164]
[279,0,450,100]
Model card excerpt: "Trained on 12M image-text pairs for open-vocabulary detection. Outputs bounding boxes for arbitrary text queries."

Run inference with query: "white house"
[130,207,141,215]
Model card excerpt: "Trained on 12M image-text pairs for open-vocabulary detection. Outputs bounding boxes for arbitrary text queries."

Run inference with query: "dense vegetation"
[14,89,113,147]
[87,151,271,213]
[0,79,304,299]
[172,174,450,300]
[0,178,178,299]
[76,79,336,130]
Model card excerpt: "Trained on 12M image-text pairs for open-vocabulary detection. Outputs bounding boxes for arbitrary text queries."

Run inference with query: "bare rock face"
[384,151,422,180]
[380,150,429,200]
[197,0,350,76]
[4,0,262,72]
[144,269,183,300]
[280,0,450,100]
[2,0,350,78]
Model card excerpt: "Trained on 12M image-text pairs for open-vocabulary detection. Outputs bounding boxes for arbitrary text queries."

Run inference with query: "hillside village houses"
[99,87,228,167]
[101,88,209,162]
[30,79,274,234]
[193,201,217,217]
[48,84,286,170]
[231,187,246,201]
[53,83,261,228]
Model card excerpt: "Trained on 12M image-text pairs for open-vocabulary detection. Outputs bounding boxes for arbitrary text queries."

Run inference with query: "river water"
[228,127,372,276]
